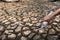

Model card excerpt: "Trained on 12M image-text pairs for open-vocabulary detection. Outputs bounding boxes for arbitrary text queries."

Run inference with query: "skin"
[41,8,60,22]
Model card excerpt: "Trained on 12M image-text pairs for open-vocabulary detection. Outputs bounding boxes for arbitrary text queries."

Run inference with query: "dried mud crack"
[0,0,60,40]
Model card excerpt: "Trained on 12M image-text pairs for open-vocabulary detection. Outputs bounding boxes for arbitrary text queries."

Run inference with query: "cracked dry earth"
[0,0,60,40]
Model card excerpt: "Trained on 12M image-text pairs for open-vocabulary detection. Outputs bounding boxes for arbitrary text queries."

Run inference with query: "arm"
[42,8,60,21]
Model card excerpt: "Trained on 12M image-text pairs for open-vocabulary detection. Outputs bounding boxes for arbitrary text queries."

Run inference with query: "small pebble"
[21,36,27,40]
[49,29,56,34]
[25,23,33,26]
[23,18,30,22]
[4,30,11,35]
[54,16,60,22]
[23,30,31,36]
[39,28,44,33]
[52,22,57,25]
[23,27,29,30]
[0,26,4,31]
[8,34,16,39]
[15,26,21,33]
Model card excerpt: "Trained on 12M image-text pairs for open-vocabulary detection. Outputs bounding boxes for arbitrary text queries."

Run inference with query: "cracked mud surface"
[0,0,60,40]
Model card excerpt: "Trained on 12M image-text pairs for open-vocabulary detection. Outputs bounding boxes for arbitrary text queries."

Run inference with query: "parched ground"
[0,0,60,40]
